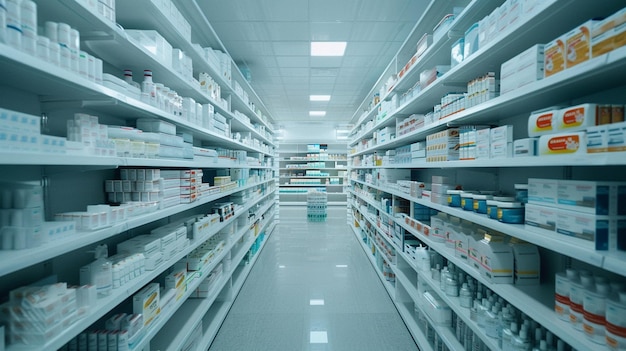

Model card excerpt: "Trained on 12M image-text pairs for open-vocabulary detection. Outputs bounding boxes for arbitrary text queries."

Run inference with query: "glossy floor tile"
[208,206,419,351]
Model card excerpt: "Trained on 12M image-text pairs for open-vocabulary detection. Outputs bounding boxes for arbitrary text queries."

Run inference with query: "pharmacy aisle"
[208,206,419,351]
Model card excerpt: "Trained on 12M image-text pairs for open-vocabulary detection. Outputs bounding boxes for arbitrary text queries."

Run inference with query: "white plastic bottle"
[44,21,60,66]
[512,327,531,351]
[141,69,157,105]
[606,291,626,351]
[478,298,491,328]
[19,0,35,55]
[485,304,500,338]
[570,271,593,330]
[415,245,430,272]
[79,244,112,297]
[5,0,21,49]
[123,69,141,89]
[0,0,6,43]
[460,283,472,308]
[499,307,516,348]
[555,269,577,320]
[583,280,610,343]
[532,340,548,351]
[502,322,519,351]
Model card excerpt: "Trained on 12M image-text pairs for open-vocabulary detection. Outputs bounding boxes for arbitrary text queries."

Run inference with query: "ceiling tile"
[310,22,353,41]
[309,0,359,22]
[279,67,310,77]
[310,56,344,68]
[266,22,310,41]
[272,41,309,56]
[275,56,310,68]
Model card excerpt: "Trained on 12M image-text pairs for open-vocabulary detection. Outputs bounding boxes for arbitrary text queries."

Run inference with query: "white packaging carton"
[557,180,626,216]
[556,209,626,250]
[525,203,558,231]
[478,232,514,284]
[132,283,160,328]
[528,178,558,206]
[509,238,540,285]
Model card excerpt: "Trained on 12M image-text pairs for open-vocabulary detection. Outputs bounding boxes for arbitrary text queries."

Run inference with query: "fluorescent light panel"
[309,299,325,305]
[310,95,331,101]
[311,41,347,56]
[310,331,328,343]
[309,111,326,117]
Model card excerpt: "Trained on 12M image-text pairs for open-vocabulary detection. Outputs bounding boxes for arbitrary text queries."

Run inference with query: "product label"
[567,26,591,67]
[545,39,565,77]
[562,107,586,127]
[547,135,581,153]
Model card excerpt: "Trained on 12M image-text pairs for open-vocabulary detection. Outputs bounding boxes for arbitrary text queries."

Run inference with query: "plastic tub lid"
[472,194,493,200]
[486,200,499,206]
[447,189,464,195]
[493,196,515,202]
[514,184,529,190]
[496,201,523,208]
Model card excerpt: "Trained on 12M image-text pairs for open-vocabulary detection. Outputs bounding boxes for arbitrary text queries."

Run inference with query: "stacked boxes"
[426,128,460,162]
[526,178,626,250]
[3,283,79,345]
[161,169,203,204]
[592,7,626,58]
[430,176,453,205]
[459,125,490,160]
[501,44,544,94]
[490,125,513,158]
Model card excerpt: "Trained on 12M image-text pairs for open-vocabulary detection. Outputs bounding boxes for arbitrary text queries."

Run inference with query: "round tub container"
[497,202,524,224]
[487,200,499,219]
[472,194,493,214]
[515,183,529,204]
[447,190,464,207]
[461,192,475,211]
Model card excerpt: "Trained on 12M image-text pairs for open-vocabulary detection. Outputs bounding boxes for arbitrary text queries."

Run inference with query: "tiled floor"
[208,206,419,351]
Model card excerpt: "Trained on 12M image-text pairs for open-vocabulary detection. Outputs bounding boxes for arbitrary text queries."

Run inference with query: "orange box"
[544,36,565,77]
[565,20,599,68]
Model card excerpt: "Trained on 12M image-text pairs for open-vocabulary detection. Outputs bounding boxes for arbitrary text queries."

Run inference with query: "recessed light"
[335,264,348,268]
[309,111,326,117]
[310,95,331,101]
[309,299,325,305]
[311,41,347,56]
[310,331,328,343]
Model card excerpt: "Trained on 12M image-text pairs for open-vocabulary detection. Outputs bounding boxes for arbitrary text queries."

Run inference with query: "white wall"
[277,121,347,143]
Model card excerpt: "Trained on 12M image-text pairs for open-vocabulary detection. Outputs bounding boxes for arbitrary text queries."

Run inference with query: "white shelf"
[351,190,607,351]
[0,43,272,155]
[349,0,626,152]
[350,152,626,168]
[146,204,275,351]
[0,179,275,277]
[351,179,606,269]
[151,215,275,351]
[350,223,436,351]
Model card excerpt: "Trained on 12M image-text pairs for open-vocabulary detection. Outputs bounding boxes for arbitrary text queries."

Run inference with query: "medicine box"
[528,107,560,137]
[556,209,626,250]
[565,20,599,68]
[491,125,513,143]
[528,178,558,206]
[509,239,540,285]
[125,30,173,68]
[525,203,557,231]
[136,119,176,135]
[587,124,608,153]
[544,36,566,78]
[555,103,596,132]
[538,131,587,156]
[607,121,626,152]
[464,22,480,59]
[132,283,160,328]
[513,138,537,157]
[557,180,626,216]
[478,233,514,284]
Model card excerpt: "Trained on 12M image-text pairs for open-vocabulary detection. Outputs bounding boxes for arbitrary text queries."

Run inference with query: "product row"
[355,212,577,351]
[1,108,274,162]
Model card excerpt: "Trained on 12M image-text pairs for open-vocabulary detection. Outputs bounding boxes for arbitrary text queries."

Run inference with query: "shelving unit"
[0,1,278,350]
[347,1,626,351]
[278,142,348,206]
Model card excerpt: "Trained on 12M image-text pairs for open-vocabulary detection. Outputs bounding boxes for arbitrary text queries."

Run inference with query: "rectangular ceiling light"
[310,95,331,101]
[310,331,328,343]
[309,111,326,117]
[311,41,347,56]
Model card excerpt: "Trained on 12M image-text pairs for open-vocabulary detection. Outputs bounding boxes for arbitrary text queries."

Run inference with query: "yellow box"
[544,36,565,77]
